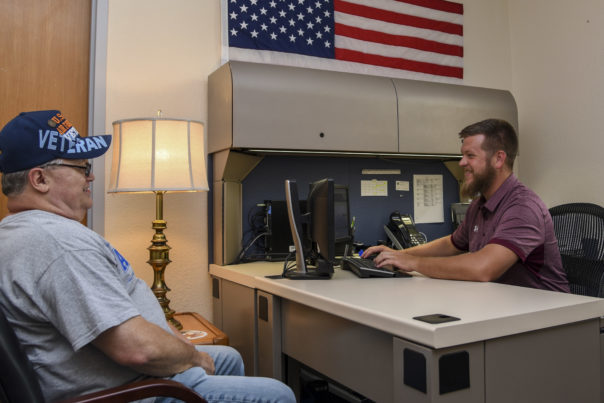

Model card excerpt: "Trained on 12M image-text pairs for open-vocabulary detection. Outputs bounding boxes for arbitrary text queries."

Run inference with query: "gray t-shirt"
[0,210,170,401]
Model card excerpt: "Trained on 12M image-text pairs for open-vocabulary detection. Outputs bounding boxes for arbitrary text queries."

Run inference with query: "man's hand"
[362,245,415,272]
[195,351,215,375]
[361,244,394,259]
[168,323,215,375]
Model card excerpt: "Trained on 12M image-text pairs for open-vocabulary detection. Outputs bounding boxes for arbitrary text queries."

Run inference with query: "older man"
[0,110,294,402]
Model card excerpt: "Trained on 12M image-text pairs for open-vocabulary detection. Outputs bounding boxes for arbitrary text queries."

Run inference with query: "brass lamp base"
[148,191,182,330]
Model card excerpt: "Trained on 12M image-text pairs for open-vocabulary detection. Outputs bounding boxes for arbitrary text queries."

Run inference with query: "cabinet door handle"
[258,295,269,322]
[212,278,220,299]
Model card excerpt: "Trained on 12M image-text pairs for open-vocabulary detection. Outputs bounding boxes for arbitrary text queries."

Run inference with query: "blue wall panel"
[240,155,460,253]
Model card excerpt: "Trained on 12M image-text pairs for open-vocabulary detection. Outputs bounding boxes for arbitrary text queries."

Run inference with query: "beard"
[461,163,496,199]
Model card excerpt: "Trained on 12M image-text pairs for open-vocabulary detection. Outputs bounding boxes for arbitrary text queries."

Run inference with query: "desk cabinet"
[212,277,283,379]
[212,278,255,376]
[257,290,283,379]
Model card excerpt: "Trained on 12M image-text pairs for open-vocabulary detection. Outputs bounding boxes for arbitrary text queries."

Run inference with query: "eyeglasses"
[44,162,92,177]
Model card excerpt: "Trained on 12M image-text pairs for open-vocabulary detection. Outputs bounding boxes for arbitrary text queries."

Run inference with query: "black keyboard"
[340,257,411,278]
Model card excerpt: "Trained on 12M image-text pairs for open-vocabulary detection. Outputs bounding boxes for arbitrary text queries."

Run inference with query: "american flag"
[225,0,463,81]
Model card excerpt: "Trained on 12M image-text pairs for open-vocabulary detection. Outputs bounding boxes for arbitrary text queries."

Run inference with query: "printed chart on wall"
[413,175,444,223]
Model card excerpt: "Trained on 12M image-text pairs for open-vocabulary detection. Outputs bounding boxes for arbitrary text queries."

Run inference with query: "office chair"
[549,202,604,298]
[0,307,207,403]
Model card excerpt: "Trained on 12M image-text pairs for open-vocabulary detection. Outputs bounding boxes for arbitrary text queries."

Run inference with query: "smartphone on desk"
[384,211,426,249]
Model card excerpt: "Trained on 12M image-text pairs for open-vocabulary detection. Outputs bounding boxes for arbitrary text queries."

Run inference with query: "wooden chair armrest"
[55,378,207,403]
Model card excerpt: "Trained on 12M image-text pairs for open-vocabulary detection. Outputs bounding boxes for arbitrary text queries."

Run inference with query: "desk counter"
[210,261,604,349]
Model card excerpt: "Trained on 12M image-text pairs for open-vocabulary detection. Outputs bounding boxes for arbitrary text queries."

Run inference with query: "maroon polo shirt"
[451,174,570,292]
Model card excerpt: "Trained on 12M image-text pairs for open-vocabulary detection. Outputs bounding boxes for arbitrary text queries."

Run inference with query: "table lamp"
[108,117,209,329]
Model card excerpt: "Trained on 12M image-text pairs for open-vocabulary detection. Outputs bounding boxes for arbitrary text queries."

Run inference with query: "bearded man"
[363,119,569,292]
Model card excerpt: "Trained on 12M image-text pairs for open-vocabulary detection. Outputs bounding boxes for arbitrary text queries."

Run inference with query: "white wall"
[102,0,602,320]
[508,0,604,207]
[460,0,513,91]
[104,0,222,319]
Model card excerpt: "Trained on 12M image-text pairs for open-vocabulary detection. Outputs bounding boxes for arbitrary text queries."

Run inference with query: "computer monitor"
[284,178,337,279]
[334,185,352,255]
[309,178,335,264]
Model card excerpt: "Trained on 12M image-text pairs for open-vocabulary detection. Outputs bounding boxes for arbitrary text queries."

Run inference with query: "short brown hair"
[459,119,518,169]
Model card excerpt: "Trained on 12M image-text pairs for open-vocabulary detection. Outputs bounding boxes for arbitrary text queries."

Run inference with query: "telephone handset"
[384,211,426,249]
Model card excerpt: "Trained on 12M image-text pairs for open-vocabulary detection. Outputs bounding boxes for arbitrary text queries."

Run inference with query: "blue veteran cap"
[0,110,112,174]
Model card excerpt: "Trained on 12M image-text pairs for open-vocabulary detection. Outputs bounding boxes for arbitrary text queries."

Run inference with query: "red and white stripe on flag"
[334,0,463,79]
[224,0,464,83]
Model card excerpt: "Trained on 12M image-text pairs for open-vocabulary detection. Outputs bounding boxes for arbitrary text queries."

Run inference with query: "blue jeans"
[155,345,295,403]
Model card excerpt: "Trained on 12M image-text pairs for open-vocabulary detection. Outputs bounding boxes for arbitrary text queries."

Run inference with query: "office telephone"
[384,211,426,249]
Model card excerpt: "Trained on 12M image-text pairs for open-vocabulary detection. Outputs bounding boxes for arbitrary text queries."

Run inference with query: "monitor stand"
[284,257,333,280]
[284,271,332,280]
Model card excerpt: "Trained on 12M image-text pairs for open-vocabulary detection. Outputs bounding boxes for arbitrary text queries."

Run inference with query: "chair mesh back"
[549,203,604,297]
[0,308,46,403]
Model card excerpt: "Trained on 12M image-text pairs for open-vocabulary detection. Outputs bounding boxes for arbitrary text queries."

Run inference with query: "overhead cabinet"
[208,61,518,157]
[209,61,398,153]
[394,78,518,155]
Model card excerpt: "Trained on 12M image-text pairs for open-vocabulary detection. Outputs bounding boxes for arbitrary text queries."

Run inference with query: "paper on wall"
[413,175,444,223]
[361,180,388,196]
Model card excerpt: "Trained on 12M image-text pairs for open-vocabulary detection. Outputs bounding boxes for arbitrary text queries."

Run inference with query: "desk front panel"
[484,318,601,403]
[282,300,602,403]
[281,299,394,402]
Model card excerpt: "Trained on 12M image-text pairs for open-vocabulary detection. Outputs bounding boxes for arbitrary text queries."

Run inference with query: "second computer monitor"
[285,177,351,278]
[308,178,335,264]
[333,184,352,255]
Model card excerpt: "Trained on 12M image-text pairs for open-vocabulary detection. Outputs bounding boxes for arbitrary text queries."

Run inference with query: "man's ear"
[492,150,507,169]
[28,168,51,193]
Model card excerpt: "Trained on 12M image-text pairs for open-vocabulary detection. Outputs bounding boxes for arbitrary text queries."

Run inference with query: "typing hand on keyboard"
[340,257,410,278]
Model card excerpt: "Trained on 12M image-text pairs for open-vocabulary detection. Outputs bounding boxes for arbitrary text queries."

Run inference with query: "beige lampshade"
[108,118,209,193]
